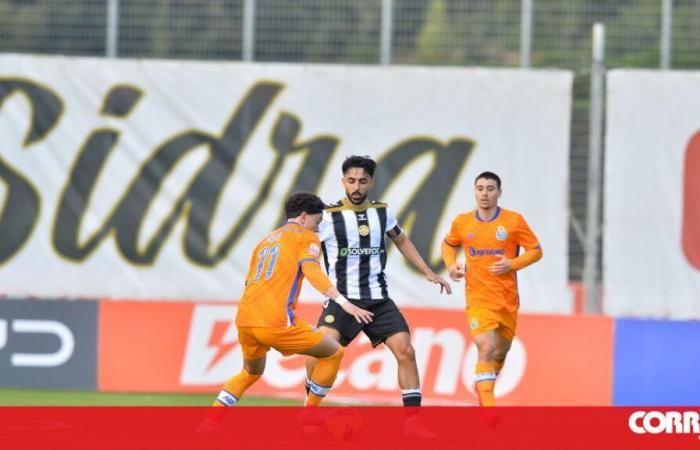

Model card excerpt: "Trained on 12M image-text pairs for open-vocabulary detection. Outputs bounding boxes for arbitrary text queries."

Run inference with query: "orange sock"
[475,361,497,406]
[305,347,344,406]
[212,369,261,407]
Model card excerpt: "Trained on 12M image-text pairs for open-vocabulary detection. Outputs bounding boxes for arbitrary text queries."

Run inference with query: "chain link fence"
[2,0,698,280]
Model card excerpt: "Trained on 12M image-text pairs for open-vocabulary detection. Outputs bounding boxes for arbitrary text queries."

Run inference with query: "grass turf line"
[0,388,301,406]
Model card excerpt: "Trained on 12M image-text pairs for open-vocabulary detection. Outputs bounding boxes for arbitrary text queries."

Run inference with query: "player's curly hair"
[342,155,376,177]
[285,192,325,218]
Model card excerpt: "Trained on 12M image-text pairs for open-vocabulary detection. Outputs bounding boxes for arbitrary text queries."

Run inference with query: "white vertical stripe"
[319,213,338,286]
[324,240,339,286]
[341,210,362,299]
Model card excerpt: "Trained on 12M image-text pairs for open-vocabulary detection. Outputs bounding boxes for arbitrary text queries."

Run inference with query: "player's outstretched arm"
[391,233,452,295]
[324,286,374,324]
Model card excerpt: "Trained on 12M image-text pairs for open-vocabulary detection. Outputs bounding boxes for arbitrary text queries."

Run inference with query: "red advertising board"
[98,300,613,405]
[683,130,700,270]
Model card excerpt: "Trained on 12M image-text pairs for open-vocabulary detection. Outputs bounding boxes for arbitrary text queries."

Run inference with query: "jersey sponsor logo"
[339,247,386,257]
[468,247,505,257]
[308,243,320,258]
[628,411,700,435]
[358,225,370,237]
[495,226,508,241]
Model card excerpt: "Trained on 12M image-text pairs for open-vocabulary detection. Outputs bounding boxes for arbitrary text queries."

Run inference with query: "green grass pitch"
[0,388,301,406]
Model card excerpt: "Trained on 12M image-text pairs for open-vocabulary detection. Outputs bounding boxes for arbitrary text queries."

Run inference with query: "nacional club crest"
[358,225,370,236]
[495,226,508,241]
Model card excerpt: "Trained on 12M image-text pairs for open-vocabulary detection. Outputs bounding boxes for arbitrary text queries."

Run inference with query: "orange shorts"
[237,319,324,359]
[466,306,517,341]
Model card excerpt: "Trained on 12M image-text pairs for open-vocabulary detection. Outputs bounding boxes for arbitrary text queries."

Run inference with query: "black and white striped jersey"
[318,198,403,301]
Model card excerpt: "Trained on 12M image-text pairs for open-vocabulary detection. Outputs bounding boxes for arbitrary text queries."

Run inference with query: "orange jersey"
[444,207,541,312]
[236,222,332,328]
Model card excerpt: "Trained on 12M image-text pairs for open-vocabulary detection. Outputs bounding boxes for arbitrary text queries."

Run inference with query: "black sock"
[402,389,422,407]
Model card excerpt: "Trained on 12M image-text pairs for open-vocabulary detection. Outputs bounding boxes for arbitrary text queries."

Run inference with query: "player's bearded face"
[342,168,373,205]
[474,178,501,210]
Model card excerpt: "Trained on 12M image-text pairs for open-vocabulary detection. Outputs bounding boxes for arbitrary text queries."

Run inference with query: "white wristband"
[334,295,348,306]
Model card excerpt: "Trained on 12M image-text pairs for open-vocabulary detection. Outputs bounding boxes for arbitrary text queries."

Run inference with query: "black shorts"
[316,298,410,347]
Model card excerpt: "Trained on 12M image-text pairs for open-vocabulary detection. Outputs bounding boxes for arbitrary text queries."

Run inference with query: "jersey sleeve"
[299,233,333,293]
[385,206,403,237]
[443,217,462,247]
[513,214,540,250]
[298,232,323,265]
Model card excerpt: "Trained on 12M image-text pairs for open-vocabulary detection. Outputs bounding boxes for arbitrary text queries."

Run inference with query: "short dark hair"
[285,192,325,218]
[342,155,376,177]
[475,171,501,189]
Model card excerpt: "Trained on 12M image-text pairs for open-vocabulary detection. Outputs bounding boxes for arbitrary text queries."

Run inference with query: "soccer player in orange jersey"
[211,192,373,410]
[441,171,542,406]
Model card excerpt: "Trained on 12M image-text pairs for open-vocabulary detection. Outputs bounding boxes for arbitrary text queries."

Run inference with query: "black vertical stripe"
[320,242,330,273]
[331,211,348,296]
[355,210,372,300]
[376,207,389,298]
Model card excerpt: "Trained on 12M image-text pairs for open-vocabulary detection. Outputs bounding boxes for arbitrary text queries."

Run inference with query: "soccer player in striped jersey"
[441,171,542,406]
[306,155,451,438]
[211,192,373,410]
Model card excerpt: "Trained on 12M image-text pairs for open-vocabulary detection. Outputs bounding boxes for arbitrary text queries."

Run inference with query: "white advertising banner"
[0,55,572,313]
[605,70,700,319]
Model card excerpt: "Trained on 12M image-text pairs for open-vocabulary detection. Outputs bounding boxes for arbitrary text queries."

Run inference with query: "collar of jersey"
[340,198,371,212]
[284,220,304,228]
[475,206,501,222]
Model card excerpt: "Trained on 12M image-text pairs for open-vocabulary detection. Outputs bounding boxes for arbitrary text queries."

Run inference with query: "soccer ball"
[324,408,363,441]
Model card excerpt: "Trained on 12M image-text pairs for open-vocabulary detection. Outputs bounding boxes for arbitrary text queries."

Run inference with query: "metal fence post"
[380,0,393,65]
[242,0,255,61]
[520,0,533,67]
[105,0,119,58]
[660,0,673,69]
[583,23,605,314]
